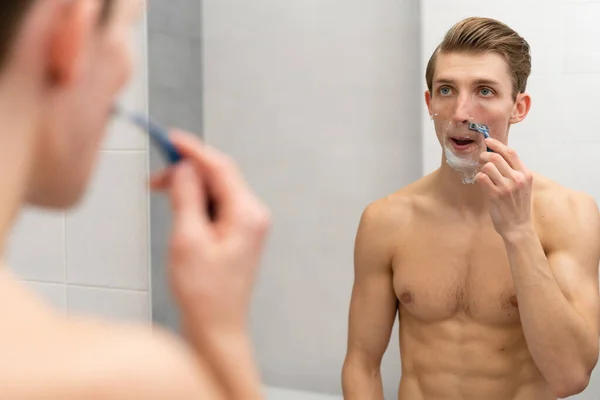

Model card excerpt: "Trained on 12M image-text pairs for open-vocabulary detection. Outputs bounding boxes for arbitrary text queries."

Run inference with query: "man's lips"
[449,136,476,145]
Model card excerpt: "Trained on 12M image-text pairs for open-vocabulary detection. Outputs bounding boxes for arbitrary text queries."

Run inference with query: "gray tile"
[148,0,202,38]
[148,86,202,136]
[148,85,175,126]
[166,0,202,39]
[147,0,170,33]
[66,152,149,290]
[7,208,65,283]
[148,32,194,91]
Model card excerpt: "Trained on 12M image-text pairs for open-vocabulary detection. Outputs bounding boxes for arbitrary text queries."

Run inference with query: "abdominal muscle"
[396,311,556,400]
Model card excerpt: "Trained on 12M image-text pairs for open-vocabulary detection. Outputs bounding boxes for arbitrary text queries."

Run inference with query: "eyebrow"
[433,78,501,87]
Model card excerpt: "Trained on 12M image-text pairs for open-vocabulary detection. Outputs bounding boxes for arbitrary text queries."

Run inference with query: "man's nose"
[452,93,473,123]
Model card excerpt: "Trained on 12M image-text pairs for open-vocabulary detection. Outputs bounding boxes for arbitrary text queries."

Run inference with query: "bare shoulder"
[68,319,225,399]
[532,172,600,253]
[358,177,426,238]
[0,272,222,399]
[355,176,429,262]
[2,315,223,400]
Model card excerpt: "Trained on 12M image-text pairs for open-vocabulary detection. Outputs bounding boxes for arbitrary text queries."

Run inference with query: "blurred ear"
[46,0,100,87]
[425,90,433,118]
[510,92,531,124]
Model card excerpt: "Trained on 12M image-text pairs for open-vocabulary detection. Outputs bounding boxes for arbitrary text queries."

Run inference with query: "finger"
[169,131,255,221]
[484,138,526,171]
[168,161,210,230]
[149,169,172,191]
[480,162,507,187]
[479,151,515,179]
[475,171,497,196]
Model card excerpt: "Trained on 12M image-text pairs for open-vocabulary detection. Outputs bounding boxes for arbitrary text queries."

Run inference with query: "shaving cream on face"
[440,120,487,184]
[444,146,479,184]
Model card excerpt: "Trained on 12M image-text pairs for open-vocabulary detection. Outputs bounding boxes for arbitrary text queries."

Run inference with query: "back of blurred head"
[0,0,141,211]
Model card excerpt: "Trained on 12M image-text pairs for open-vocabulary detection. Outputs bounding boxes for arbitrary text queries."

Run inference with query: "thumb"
[168,162,208,226]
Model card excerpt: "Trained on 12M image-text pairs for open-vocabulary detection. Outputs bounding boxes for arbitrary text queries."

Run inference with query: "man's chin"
[26,184,87,210]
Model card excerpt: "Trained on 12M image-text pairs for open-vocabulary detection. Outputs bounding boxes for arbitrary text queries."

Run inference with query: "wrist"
[183,324,263,400]
[501,223,536,245]
[181,316,250,351]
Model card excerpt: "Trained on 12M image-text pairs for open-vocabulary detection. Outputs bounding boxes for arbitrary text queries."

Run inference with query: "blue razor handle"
[128,112,183,164]
[468,122,493,152]
[113,105,216,220]
[112,105,182,164]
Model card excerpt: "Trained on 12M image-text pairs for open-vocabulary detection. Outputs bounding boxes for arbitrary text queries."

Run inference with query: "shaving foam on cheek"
[438,119,488,184]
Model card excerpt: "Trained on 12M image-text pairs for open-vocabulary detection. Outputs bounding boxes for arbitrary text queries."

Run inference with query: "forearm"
[182,320,263,400]
[503,228,597,384]
[342,356,384,400]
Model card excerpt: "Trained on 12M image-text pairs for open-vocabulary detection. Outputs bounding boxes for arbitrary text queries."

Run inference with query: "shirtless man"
[342,17,600,400]
[0,1,269,399]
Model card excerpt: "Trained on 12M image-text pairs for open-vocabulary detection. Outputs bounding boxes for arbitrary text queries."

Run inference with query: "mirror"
[147,1,600,399]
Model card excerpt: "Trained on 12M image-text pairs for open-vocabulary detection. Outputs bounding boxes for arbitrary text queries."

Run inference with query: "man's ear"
[510,92,531,124]
[46,0,100,87]
[425,90,433,118]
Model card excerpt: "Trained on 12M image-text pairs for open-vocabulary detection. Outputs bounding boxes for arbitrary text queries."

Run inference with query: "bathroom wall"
[146,0,204,334]
[202,1,421,397]
[421,0,600,398]
[7,13,151,322]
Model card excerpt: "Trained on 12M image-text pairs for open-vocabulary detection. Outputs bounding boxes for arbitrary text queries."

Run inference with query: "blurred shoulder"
[0,311,223,399]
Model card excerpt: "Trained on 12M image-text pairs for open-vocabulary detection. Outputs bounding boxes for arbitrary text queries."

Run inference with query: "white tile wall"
[103,13,149,151]
[422,1,600,398]
[7,208,65,283]
[8,13,151,323]
[564,3,600,73]
[23,281,67,311]
[66,151,149,290]
[67,285,150,322]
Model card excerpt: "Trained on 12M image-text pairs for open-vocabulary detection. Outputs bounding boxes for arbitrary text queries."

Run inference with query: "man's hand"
[475,138,534,239]
[150,130,271,335]
[150,131,270,399]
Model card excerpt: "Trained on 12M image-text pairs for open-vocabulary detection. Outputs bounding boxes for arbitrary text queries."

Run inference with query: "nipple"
[399,291,413,304]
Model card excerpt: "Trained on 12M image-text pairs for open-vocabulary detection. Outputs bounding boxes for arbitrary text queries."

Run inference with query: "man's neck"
[0,79,40,255]
[434,157,488,214]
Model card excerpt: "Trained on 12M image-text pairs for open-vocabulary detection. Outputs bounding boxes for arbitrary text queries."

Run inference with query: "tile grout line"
[23,279,149,294]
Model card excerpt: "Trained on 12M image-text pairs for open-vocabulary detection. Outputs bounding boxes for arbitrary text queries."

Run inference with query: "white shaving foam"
[443,144,480,184]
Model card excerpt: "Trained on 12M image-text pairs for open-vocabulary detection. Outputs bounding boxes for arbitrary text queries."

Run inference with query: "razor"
[112,105,183,164]
[112,104,217,220]
[468,122,493,152]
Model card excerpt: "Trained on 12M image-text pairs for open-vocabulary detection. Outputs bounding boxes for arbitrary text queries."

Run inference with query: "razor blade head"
[468,122,490,138]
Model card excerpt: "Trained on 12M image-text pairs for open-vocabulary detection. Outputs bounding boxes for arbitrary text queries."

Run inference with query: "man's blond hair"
[425,17,531,99]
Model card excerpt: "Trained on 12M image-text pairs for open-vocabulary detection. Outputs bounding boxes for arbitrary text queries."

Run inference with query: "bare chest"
[392,225,523,326]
